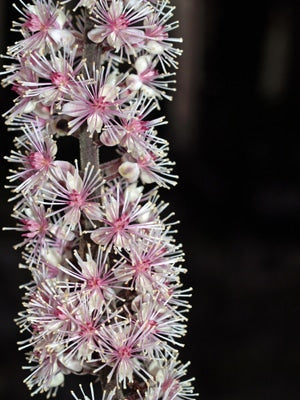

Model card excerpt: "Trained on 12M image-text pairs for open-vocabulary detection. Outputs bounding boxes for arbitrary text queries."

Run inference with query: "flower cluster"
[2,0,197,399]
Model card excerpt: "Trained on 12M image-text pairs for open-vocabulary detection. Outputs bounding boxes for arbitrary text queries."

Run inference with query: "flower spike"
[1,0,197,399]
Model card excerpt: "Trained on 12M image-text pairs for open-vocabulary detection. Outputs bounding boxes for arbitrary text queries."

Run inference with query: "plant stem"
[80,10,125,400]
[79,11,101,172]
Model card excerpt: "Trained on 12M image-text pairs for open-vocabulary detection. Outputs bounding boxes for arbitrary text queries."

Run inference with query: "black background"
[0,0,299,399]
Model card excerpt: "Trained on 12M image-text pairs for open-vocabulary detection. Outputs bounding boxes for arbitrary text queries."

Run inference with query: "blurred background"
[0,0,299,399]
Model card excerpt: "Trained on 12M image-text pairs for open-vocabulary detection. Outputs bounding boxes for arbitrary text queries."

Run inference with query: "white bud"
[125,183,144,202]
[119,161,140,183]
[42,248,62,266]
[156,368,165,384]
[126,74,142,91]
[135,55,152,74]
[48,372,64,388]
[23,101,36,114]
[140,169,156,184]
[141,84,157,98]
[137,209,151,223]
[146,40,164,55]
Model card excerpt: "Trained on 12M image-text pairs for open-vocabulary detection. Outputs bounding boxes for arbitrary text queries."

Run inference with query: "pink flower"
[2,64,40,123]
[88,0,149,59]
[41,161,103,231]
[120,234,183,293]
[6,200,50,264]
[20,281,74,343]
[90,183,162,249]
[21,46,83,111]
[146,357,198,400]
[9,0,75,56]
[19,278,77,396]
[100,94,167,150]
[2,0,196,398]
[5,123,57,194]
[55,298,111,364]
[58,247,127,311]
[120,139,178,188]
[22,343,65,397]
[94,320,154,388]
[62,64,125,135]
[144,0,183,73]
[132,294,187,358]
[126,55,176,102]
[158,283,193,320]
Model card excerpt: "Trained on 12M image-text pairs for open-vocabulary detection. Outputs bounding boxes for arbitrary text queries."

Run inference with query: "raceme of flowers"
[1,0,197,399]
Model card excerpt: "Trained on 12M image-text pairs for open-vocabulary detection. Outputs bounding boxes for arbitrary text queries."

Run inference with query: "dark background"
[0,0,299,399]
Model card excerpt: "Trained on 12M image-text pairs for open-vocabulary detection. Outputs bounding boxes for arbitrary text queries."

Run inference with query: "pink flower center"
[87,276,103,289]
[51,72,69,87]
[134,261,150,274]
[21,218,48,238]
[111,15,129,32]
[28,151,51,170]
[69,190,85,208]
[80,322,96,337]
[93,96,110,112]
[24,14,44,32]
[113,215,129,232]
[118,345,132,359]
[125,118,146,135]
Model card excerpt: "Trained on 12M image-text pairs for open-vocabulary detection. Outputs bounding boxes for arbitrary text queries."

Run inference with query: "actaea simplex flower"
[1,0,198,398]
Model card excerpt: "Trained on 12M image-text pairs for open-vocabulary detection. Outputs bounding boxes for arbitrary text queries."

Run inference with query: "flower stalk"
[1,0,198,399]
[79,9,101,172]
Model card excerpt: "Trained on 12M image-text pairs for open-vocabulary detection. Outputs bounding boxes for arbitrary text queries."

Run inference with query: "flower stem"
[80,10,125,400]
[79,11,101,172]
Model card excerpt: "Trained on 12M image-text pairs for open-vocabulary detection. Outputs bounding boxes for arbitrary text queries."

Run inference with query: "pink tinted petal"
[88,28,107,44]
[62,101,88,117]
[66,171,83,192]
[83,202,102,220]
[125,28,145,43]
[48,29,75,46]
[140,169,156,184]
[64,207,81,226]
[53,160,75,178]
[90,227,106,245]
[100,128,123,146]
[104,197,118,222]
[87,113,103,134]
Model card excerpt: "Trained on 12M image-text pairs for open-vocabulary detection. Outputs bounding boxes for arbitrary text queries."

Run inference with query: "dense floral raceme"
[1,0,198,399]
